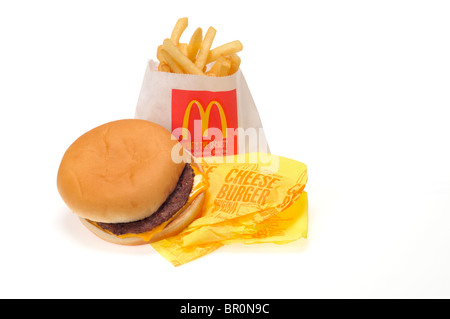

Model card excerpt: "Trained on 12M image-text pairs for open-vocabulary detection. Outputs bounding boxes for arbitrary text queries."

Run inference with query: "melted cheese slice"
[88,164,207,242]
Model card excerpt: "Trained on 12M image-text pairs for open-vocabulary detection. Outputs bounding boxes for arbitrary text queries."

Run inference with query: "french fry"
[158,61,171,72]
[163,39,205,75]
[187,27,203,62]
[177,43,188,57]
[170,17,188,46]
[159,49,184,74]
[157,45,166,63]
[207,56,231,77]
[194,27,216,70]
[217,57,231,76]
[227,54,241,75]
[207,40,243,64]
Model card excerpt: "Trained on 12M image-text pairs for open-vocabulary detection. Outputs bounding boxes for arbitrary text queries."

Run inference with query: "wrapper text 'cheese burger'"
[57,119,207,245]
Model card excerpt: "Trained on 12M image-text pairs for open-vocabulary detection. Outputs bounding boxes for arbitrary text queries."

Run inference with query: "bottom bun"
[80,192,205,246]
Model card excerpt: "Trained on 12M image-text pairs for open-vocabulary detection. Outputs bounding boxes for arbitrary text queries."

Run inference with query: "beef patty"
[96,164,195,235]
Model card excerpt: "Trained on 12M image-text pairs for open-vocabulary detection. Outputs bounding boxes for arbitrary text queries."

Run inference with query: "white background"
[1,0,449,299]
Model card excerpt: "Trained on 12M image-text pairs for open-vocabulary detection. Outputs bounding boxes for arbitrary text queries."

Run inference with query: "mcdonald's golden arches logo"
[182,100,228,139]
[171,89,238,154]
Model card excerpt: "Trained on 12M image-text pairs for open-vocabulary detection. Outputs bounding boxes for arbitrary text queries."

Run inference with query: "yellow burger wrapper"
[151,153,308,266]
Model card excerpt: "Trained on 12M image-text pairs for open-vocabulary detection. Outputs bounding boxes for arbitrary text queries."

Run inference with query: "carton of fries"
[135,18,270,158]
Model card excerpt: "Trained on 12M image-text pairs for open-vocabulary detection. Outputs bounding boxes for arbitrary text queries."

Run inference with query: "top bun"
[57,119,185,223]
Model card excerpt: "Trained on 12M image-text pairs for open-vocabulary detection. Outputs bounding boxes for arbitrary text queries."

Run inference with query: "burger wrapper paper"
[151,153,308,266]
[135,61,270,157]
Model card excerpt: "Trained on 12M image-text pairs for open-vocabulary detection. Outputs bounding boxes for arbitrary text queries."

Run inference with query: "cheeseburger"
[57,119,207,245]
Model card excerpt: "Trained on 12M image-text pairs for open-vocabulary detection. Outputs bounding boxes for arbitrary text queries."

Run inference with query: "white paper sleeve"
[135,60,269,157]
